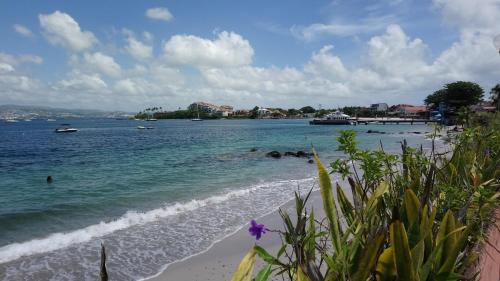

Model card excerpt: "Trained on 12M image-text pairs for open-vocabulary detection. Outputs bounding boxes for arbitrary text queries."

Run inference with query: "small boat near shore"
[309,111,353,125]
[55,127,79,133]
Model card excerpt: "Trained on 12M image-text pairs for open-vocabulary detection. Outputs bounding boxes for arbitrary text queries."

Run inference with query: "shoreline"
[144,188,328,281]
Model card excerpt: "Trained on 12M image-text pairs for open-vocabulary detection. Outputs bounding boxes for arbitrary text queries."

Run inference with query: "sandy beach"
[146,190,326,281]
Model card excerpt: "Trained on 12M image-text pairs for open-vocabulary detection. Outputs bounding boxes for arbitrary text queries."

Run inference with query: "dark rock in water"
[296,151,311,158]
[250,148,258,152]
[266,151,282,158]
[308,159,314,164]
[46,176,53,184]
[367,130,385,134]
[284,151,297,157]
[413,131,422,134]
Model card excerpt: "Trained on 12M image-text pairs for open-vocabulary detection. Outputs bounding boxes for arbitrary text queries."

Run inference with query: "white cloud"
[163,31,254,67]
[19,55,43,65]
[146,7,173,22]
[433,0,500,33]
[13,24,34,37]
[0,52,43,66]
[143,31,154,42]
[82,52,121,77]
[56,73,108,92]
[0,63,15,73]
[39,11,98,52]
[125,37,153,60]
[290,16,397,41]
[3,1,500,111]
[304,45,348,81]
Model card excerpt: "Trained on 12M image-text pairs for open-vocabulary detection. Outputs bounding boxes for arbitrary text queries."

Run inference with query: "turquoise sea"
[0,119,433,280]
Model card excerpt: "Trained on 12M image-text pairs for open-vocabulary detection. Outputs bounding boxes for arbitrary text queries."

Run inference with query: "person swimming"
[47,176,53,183]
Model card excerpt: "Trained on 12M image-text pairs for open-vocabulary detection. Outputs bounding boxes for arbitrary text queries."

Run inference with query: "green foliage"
[232,113,499,281]
[300,106,316,114]
[444,81,484,108]
[249,106,259,119]
[424,89,447,107]
[425,81,484,109]
[490,83,499,108]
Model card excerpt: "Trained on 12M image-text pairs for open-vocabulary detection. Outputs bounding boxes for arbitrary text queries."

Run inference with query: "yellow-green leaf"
[390,221,417,281]
[314,150,342,253]
[352,234,385,281]
[403,189,420,227]
[230,248,256,281]
[376,247,396,281]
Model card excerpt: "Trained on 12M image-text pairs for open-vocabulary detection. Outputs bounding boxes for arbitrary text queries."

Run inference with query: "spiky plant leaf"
[313,149,342,253]
[390,221,417,281]
[351,233,385,281]
[255,265,272,281]
[230,248,256,281]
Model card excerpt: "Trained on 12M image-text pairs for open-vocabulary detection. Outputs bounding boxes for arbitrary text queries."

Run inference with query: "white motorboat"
[55,128,78,133]
[309,111,353,125]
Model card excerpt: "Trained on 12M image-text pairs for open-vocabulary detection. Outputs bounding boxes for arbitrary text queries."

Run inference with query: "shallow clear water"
[0,119,432,280]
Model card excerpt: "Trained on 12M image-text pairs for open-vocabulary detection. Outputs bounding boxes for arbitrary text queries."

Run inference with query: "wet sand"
[145,191,326,281]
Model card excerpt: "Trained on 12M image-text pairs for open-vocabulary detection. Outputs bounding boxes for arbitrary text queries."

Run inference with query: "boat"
[137,126,146,129]
[191,104,203,121]
[5,119,19,123]
[309,111,353,125]
[55,127,78,133]
[145,118,157,121]
[47,119,56,122]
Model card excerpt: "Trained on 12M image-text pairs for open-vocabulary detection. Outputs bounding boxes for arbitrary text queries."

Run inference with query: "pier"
[352,117,437,125]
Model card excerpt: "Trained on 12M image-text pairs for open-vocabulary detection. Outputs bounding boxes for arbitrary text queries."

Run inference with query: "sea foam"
[0,185,260,264]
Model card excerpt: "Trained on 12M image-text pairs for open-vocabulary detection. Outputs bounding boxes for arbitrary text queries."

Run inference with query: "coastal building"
[188,102,234,116]
[370,103,388,111]
[470,101,496,113]
[217,105,234,117]
[391,104,429,117]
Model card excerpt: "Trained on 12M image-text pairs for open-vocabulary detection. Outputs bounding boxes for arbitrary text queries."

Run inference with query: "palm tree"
[491,83,499,111]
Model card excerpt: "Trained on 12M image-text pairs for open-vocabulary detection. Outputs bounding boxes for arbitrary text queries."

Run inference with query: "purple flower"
[249,220,266,240]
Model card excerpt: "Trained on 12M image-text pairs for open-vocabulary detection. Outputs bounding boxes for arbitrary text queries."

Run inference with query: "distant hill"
[0,104,134,119]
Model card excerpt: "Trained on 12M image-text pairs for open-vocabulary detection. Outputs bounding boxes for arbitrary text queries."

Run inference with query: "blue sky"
[0,0,499,111]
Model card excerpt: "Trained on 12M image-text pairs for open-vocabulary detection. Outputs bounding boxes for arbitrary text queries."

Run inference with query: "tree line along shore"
[134,81,499,123]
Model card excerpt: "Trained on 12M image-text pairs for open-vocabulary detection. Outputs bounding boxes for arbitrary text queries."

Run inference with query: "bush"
[231,114,499,281]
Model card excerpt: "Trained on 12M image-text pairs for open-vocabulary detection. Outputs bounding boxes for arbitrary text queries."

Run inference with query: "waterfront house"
[370,103,388,111]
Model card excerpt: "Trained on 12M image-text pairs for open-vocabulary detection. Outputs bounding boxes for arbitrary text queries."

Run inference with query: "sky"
[0,0,499,111]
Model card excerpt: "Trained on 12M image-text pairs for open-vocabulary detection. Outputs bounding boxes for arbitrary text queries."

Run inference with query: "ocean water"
[0,119,433,280]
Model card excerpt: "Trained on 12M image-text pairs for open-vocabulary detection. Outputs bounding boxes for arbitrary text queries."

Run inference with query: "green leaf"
[351,233,385,281]
[254,265,272,281]
[366,181,389,212]
[410,238,425,277]
[390,221,417,281]
[296,266,311,281]
[230,248,256,281]
[435,211,457,268]
[436,225,471,280]
[403,189,420,228]
[305,210,316,261]
[254,246,280,265]
[314,149,342,253]
[337,184,355,226]
[375,247,396,281]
